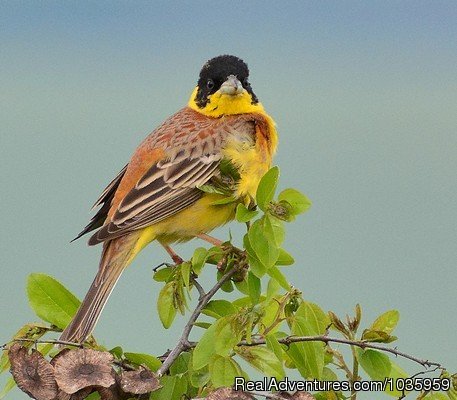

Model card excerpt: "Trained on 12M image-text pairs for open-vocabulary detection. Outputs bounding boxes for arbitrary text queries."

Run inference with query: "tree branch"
[1,338,84,349]
[156,265,242,377]
[237,335,443,370]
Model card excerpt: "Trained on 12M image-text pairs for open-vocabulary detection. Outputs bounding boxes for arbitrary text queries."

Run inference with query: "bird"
[59,54,278,344]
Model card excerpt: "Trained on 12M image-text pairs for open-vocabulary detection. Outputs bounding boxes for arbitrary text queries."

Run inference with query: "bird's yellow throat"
[188,86,265,118]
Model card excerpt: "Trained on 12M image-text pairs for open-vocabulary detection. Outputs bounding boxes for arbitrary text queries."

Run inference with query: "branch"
[156,265,242,377]
[1,338,84,349]
[238,335,443,370]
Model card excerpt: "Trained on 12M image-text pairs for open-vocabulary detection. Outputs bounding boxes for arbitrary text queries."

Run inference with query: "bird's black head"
[192,55,259,111]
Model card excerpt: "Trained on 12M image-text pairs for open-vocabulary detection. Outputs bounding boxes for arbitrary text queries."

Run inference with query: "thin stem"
[2,338,84,349]
[191,275,206,299]
[350,340,359,399]
[156,265,241,377]
[236,336,442,370]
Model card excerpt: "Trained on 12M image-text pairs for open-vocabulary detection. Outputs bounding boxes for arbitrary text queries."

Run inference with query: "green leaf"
[180,262,191,288]
[358,349,409,397]
[213,317,241,357]
[243,234,266,277]
[261,298,280,330]
[234,279,250,295]
[191,247,208,275]
[38,343,54,358]
[198,184,226,195]
[27,273,80,329]
[150,375,187,400]
[157,282,177,329]
[1,324,50,374]
[188,357,210,388]
[235,203,259,222]
[385,360,409,397]
[266,266,290,291]
[232,296,257,308]
[13,323,50,341]
[109,346,123,358]
[276,248,295,266]
[256,166,280,211]
[202,300,237,319]
[0,351,9,374]
[211,196,237,205]
[266,277,280,303]
[322,366,338,381]
[278,188,312,215]
[295,302,330,335]
[0,378,15,399]
[206,246,224,265]
[266,334,284,364]
[247,219,279,270]
[124,352,161,372]
[193,322,212,329]
[193,322,218,369]
[85,393,101,400]
[265,214,285,246]
[422,394,449,400]
[217,270,234,293]
[288,316,324,379]
[153,267,173,282]
[368,310,400,335]
[358,349,392,381]
[237,346,285,379]
[170,352,190,375]
[361,329,397,343]
[219,158,241,181]
[209,355,241,387]
[247,272,261,304]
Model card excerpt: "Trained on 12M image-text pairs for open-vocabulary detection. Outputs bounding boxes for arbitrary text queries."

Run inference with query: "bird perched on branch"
[60,55,278,343]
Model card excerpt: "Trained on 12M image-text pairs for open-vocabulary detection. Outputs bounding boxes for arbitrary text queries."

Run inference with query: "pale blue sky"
[1,2,456,398]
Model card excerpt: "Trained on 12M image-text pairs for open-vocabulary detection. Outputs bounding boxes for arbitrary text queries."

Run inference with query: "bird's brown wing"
[72,164,128,241]
[87,108,255,245]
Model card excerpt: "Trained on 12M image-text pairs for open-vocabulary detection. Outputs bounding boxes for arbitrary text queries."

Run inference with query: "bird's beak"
[219,75,244,96]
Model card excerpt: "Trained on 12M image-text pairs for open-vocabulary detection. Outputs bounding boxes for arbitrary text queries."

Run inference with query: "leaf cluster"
[1,167,455,400]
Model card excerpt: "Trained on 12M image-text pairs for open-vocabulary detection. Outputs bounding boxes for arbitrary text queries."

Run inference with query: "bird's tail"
[59,232,140,344]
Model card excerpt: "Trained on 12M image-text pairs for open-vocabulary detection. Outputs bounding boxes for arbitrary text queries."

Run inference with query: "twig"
[247,391,287,399]
[156,265,241,377]
[237,336,443,370]
[1,338,84,349]
[191,391,289,400]
[191,275,206,299]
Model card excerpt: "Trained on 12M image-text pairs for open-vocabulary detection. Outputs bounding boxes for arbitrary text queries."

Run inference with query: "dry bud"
[53,348,114,394]
[8,343,58,400]
[206,387,255,399]
[120,367,160,394]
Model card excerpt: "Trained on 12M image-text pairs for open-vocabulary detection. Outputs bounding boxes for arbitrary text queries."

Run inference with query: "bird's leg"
[161,244,184,265]
[196,233,224,247]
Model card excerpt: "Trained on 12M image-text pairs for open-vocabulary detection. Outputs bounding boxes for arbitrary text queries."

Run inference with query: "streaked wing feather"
[92,164,128,209]
[86,108,257,245]
[89,145,222,245]
[72,164,128,242]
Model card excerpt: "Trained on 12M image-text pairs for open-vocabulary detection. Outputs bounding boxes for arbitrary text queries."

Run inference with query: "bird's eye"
[243,78,249,86]
[207,79,215,90]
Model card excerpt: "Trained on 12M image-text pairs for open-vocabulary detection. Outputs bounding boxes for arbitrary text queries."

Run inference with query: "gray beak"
[219,75,244,96]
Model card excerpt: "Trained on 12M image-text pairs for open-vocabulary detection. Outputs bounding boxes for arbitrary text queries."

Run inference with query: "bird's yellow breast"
[133,112,277,251]
[223,123,275,200]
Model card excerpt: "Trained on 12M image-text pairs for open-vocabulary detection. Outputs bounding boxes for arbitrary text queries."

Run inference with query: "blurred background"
[1,1,456,398]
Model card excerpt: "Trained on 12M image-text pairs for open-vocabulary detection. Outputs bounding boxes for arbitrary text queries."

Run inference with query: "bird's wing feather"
[72,164,128,241]
[87,108,255,245]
